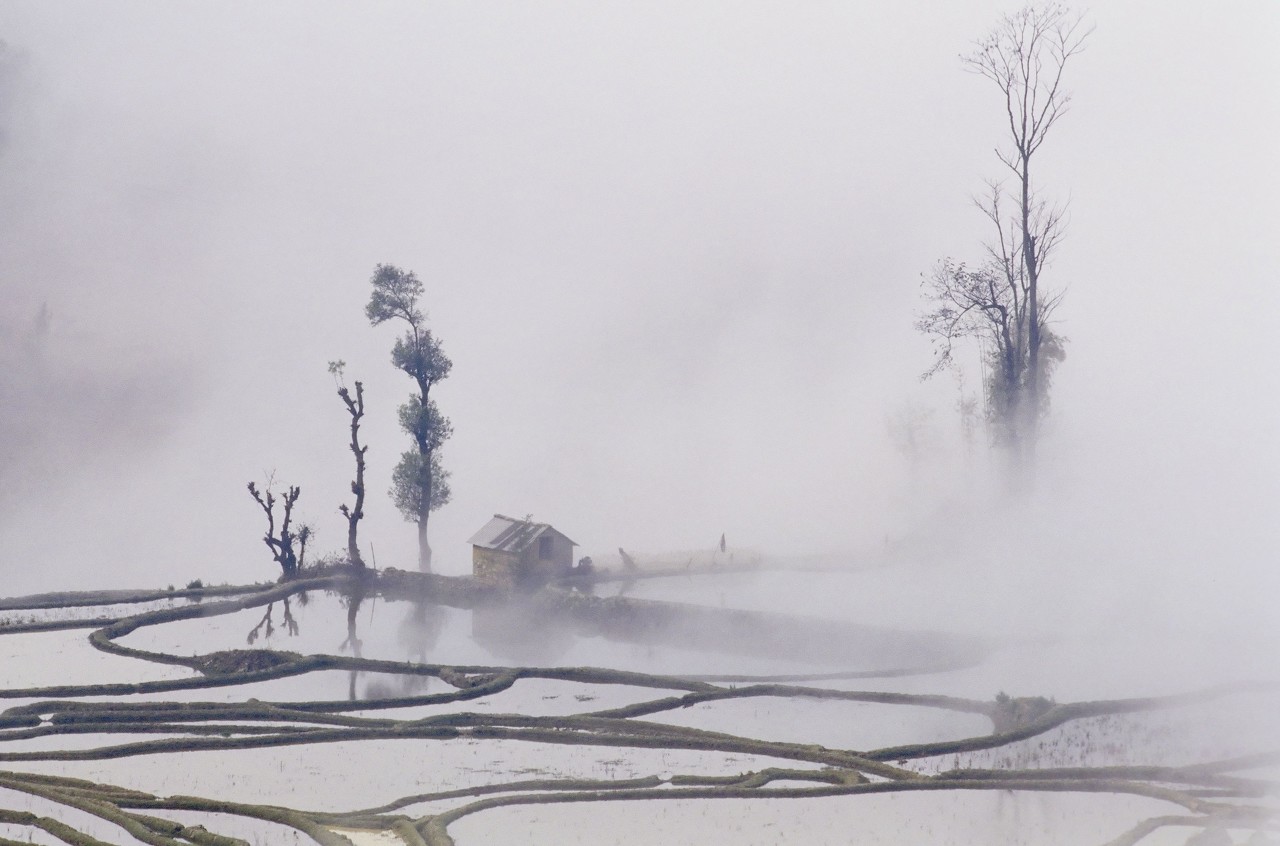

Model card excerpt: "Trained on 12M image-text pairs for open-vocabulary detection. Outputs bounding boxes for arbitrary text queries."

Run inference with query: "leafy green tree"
[390,450,451,520]
[366,264,452,571]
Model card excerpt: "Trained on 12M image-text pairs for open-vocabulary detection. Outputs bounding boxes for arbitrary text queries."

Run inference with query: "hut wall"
[520,532,573,585]
[473,547,520,588]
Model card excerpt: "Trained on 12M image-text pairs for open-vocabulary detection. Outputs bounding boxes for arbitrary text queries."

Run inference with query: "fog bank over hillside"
[0,0,1274,663]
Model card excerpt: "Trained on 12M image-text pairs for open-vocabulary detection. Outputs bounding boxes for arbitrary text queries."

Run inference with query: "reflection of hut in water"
[471,598,575,663]
[468,515,579,662]
[467,514,577,590]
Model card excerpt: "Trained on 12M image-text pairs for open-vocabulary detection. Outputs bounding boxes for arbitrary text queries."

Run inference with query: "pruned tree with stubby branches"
[329,360,368,569]
[247,478,310,578]
[366,264,453,572]
[920,3,1089,477]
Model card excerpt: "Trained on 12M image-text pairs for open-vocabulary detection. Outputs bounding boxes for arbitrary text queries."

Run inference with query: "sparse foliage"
[390,449,451,520]
[920,3,1088,475]
[330,361,368,569]
[247,479,311,578]
[918,247,1065,449]
[367,264,453,571]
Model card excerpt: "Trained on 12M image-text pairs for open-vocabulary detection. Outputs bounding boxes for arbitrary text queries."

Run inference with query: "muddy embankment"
[0,565,990,674]
[375,568,990,672]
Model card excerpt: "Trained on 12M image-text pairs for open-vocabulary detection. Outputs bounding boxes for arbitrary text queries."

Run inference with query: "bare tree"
[329,361,367,569]
[366,264,453,572]
[918,189,1067,453]
[920,3,1088,474]
[247,479,310,579]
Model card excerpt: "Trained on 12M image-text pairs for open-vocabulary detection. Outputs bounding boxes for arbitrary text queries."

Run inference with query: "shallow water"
[0,568,1276,845]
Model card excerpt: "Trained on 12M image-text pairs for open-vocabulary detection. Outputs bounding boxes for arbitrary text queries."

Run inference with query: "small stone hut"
[467,514,577,589]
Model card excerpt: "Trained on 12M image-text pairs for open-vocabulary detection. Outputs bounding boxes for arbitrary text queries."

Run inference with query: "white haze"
[0,1,1276,689]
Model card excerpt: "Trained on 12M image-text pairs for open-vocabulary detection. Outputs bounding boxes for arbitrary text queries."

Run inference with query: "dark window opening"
[538,536,554,559]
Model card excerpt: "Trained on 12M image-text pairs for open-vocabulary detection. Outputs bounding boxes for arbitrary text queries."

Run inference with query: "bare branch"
[336,379,367,569]
[247,480,306,578]
[934,4,1088,460]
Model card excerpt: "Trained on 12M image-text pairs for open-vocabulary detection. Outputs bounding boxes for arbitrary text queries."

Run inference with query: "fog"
[0,1,1276,681]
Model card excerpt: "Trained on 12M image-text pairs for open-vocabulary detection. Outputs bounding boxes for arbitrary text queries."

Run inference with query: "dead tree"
[247,480,310,579]
[967,2,1088,464]
[330,361,368,569]
[920,4,1088,476]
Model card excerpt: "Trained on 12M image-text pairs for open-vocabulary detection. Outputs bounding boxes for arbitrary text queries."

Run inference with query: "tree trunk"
[337,383,367,569]
[348,522,363,570]
[1019,156,1040,475]
[416,381,433,573]
[417,517,432,572]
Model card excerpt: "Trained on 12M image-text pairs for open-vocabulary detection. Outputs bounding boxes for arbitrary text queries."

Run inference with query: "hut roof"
[467,514,577,553]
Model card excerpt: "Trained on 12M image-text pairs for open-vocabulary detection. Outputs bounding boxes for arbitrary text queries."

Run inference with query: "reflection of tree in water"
[397,600,444,663]
[362,601,448,701]
[0,570,1275,846]
[246,596,301,644]
[471,600,575,665]
[341,587,364,701]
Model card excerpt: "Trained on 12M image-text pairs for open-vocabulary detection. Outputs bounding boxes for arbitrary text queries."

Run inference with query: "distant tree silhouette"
[919,3,1088,481]
[366,264,452,572]
[329,361,368,569]
[247,479,310,578]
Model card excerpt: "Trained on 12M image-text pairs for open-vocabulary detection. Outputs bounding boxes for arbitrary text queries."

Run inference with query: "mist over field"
[0,0,1276,681]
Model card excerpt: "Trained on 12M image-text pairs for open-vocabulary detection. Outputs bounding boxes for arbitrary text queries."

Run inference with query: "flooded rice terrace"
[0,560,1276,846]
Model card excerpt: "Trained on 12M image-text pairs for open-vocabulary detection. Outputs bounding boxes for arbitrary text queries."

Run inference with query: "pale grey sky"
[0,1,1275,642]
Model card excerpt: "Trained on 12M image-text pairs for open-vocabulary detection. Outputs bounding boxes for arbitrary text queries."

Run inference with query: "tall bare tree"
[329,361,367,569]
[366,264,452,572]
[920,3,1088,473]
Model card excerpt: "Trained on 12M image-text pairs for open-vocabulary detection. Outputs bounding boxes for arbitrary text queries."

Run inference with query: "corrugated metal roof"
[467,514,576,552]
